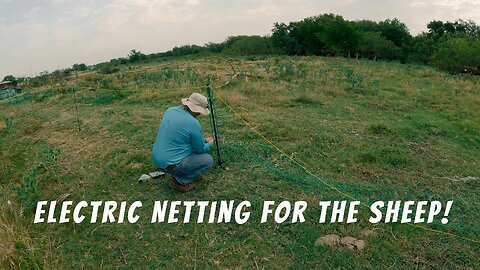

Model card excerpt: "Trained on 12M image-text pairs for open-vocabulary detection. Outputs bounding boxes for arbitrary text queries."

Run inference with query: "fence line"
[209,85,480,245]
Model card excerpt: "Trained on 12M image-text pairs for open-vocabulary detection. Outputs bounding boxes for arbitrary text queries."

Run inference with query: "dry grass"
[0,196,42,269]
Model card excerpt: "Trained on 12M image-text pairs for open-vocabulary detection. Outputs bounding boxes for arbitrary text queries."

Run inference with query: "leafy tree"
[2,75,17,86]
[224,36,272,55]
[2,75,16,83]
[128,49,146,62]
[405,33,436,64]
[456,19,480,37]
[205,42,227,53]
[427,20,446,38]
[378,19,412,47]
[72,63,87,71]
[354,20,380,32]
[271,22,292,54]
[315,17,361,56]
[271,14,360,56]
[431,36,480,73]
[170,45,205,56]
[428,19,480,39]
[358,32,401,60]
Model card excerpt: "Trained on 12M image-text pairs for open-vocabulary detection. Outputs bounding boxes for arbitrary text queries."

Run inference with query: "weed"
[42,146,62,176]
[97,78,115,89]
[273,62,295,79]
[13,168,39,214]
[343,67,364,90]
[98,65,120,74]
[205,74,217,84]
[297,63,309,79]
[262,63,271,72]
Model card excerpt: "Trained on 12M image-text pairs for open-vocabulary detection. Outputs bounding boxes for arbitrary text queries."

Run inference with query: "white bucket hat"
[181,93,210,115]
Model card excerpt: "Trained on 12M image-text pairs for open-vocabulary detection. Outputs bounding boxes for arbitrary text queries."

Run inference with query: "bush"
[431,36,480,73]
[13,168,39,214]
[358,32,401,60]
[72,63,87,71]
[224,36,272,55]
[2,75,17,85]
[98,65,120,74]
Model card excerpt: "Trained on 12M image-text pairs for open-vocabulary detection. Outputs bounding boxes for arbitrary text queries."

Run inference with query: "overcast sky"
[1,0,479,78]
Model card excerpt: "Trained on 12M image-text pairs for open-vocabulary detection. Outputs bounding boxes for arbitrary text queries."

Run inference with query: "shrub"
[431,36,480,73]
[358,32,401,60]
[224,36,272,55]
[98,65,120,74]
[13,168,39,214]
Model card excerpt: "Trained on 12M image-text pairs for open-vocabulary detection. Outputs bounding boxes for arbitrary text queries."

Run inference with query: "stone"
[315,234,340,247]
[340,236,357,250]
[354,240,366,250]
[340,236,366,251]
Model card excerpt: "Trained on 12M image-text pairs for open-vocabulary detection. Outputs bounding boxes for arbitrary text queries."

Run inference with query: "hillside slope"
[1,56,479,269]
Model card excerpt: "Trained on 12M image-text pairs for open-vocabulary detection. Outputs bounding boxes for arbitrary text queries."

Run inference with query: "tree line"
[3,13,479,84]
[112,14,480,75]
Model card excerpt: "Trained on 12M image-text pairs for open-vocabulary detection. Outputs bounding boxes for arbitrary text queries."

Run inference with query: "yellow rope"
[68,77,480,244]
[209,85,480,245]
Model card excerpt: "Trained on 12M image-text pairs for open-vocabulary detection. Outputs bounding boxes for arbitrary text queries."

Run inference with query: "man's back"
[152,106,211,168]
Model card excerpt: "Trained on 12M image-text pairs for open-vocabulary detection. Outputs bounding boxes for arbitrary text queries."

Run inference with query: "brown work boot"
[169,177,194,192]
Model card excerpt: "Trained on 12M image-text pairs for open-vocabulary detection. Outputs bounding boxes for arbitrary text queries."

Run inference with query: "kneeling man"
[152,93,214,192]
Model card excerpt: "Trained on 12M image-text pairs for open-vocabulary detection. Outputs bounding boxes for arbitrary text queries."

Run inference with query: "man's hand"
[206,137,214,144]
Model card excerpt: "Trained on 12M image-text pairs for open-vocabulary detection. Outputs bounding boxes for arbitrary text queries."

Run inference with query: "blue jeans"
[166,153,214,185]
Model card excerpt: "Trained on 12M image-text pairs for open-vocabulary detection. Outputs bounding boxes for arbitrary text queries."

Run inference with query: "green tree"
[378,19,412,47]
[205,42,227,53]
[354,20,380,32]
[271,22,292,54]
[428,19,480,39]
[72,63,87,71]
[431,36,480,73]
[225,36,272,55]
[315,17,361,57]
[405,33,436,64]
[2,75,16,82]
[358,32,401,60]
[2,75,17,86]
[128,49,146,62]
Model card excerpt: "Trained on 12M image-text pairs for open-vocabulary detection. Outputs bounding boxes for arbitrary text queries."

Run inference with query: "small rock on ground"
[340,236,366,250]
[315,234,340,247]
[316,234,366,251]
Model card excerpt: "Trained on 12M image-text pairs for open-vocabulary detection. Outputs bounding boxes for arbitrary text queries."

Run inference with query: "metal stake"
[207,84,222,166]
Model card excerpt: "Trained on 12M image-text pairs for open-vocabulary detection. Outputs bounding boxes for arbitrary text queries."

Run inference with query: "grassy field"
[1,55,479,269]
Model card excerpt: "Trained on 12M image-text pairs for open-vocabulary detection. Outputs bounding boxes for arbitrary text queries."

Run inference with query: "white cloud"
[411,0,480,9]
[1,0,479,78]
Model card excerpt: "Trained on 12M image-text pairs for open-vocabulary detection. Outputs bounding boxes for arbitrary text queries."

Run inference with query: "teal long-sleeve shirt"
[152,106,212,169]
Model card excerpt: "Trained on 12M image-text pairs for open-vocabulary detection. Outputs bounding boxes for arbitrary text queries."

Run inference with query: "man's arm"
[191,122,213,153]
